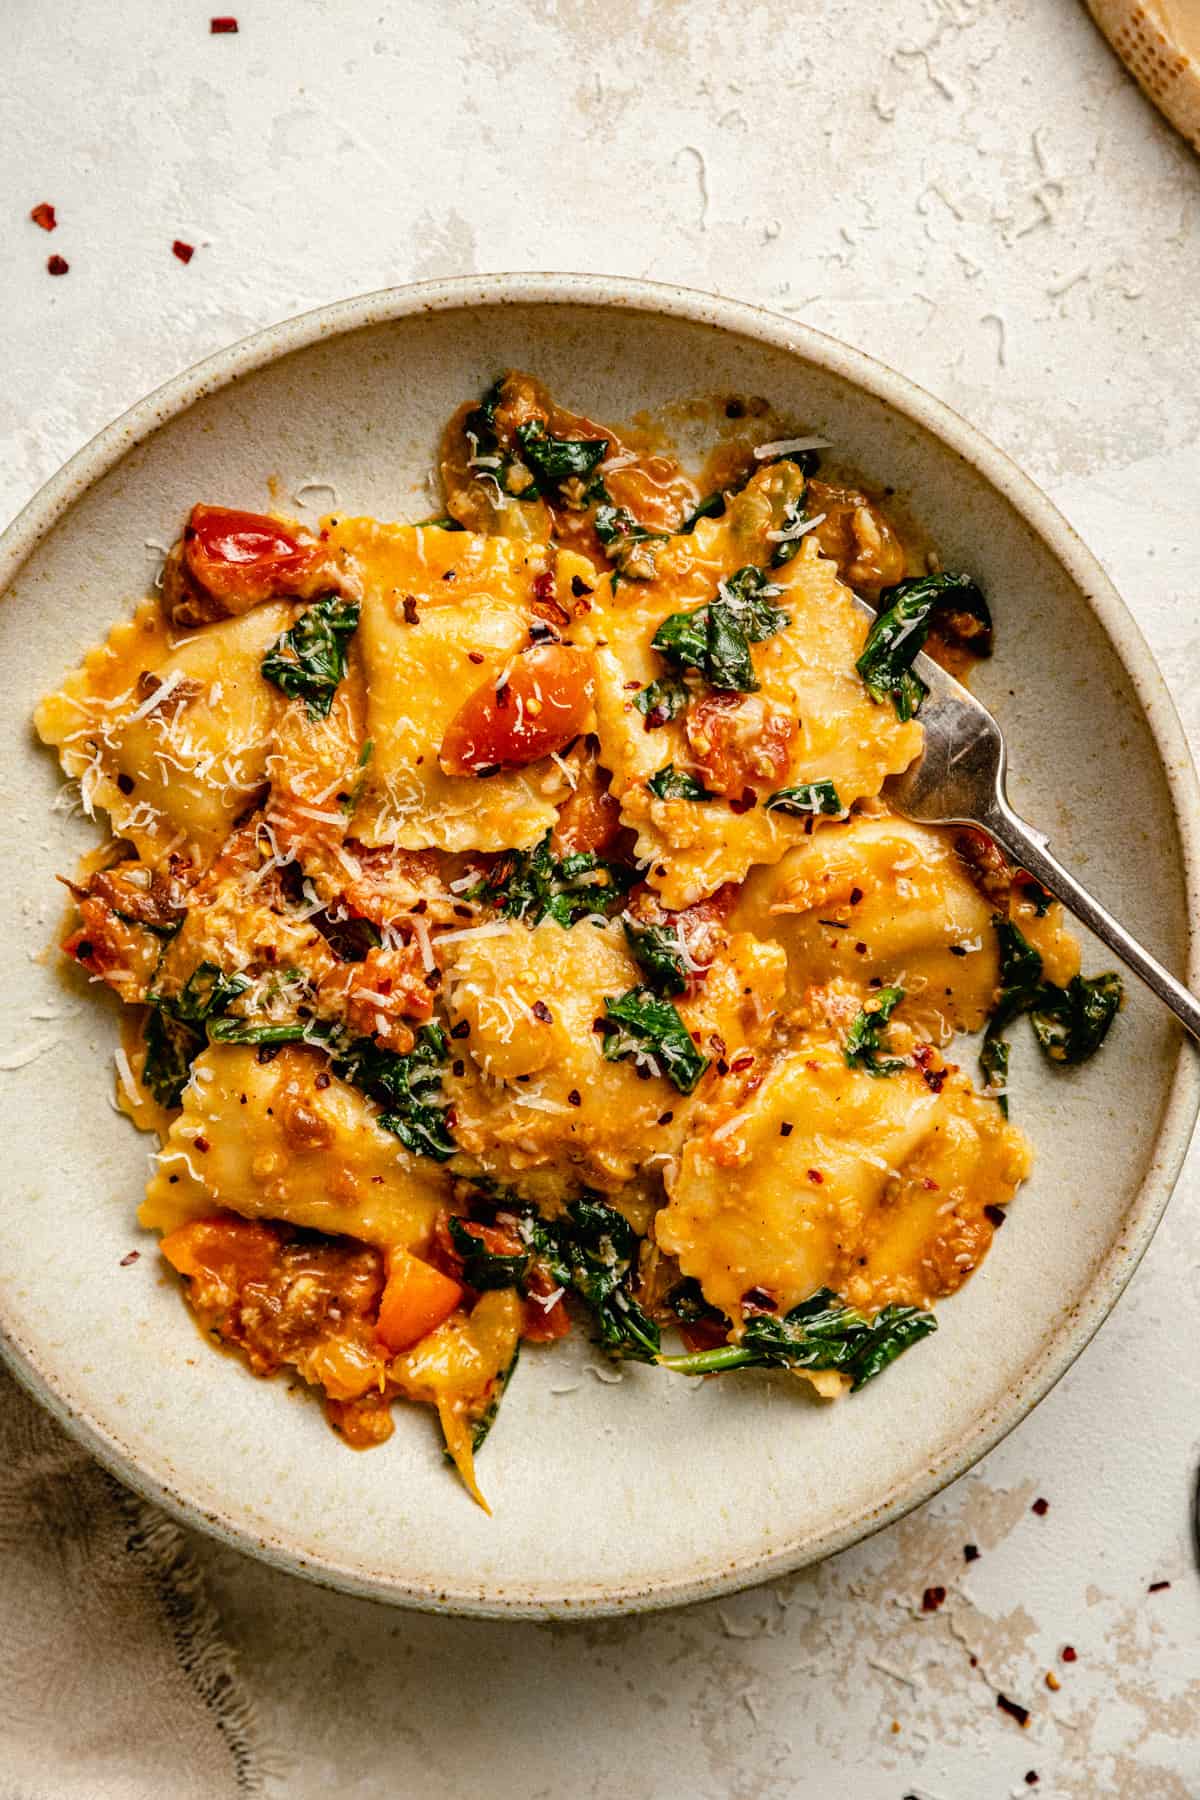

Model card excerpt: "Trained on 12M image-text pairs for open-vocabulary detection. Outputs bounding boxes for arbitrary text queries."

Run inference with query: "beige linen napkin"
[0,1365,260,1799]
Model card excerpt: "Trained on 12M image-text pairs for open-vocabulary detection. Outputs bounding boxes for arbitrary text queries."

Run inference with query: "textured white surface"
[2,1,1199,1794]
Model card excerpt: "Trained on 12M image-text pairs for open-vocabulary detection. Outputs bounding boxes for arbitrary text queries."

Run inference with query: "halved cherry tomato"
[439,644,594,775]
[551,774,622,856]
[684,693,797,799]
[375,1250,463,1353]
[522,1293,570,1343]
[183,504,321,609]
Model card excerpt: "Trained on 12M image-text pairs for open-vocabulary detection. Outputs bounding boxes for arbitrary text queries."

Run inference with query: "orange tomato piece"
[684,693,797,799]
[439,644,593,775]
[375,1250,464,1353]
[183,503,321,608]
[160,1216,279,1289]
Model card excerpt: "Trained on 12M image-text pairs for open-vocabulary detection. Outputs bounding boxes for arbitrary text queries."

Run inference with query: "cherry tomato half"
[183,504,320,608]
[439,644,594,775]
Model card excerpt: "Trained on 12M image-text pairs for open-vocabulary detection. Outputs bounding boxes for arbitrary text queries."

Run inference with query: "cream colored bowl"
[1,275,1196,1617]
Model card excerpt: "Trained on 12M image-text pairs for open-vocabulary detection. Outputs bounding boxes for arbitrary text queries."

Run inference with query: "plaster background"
[2,0,1198,1793]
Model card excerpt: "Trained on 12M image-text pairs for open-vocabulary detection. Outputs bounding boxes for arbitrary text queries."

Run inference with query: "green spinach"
[659,1288,936,1389]
[844,985,908,1077]
[599,987,710,1094]
[651,566,789,694]
[764,779,843,818]
[622,917,689,997]
[261,595,360,717]
[646,764,712,802]
[465,831,638,928]
[856,572,991,721]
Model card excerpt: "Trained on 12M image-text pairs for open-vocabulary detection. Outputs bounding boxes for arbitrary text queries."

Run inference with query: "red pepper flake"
[657,1110,673,1126]
[401,595,420,624]
[963,1543,980,1561]
[1148,1579,1171,1592]
[984,1203,1007,1228]
[210,14,239,30]
[775,1121,793,1138]
[116,772,136,795]
[570,575,593,599]
[1025,1774,1039,1788]
[849,886,863,906]
[193,1134,211,1154]
[120,1250,140,1267]
[47,254,69,276]
[921,1066,947,1094]
[314,1071,331,1090]
[531,999,553,1024]
[921,1585,947,1613]
[467,651,484,665]
[1061,1644,1077,1662]
[1032,1496,1049,1516]
[172,239,195,264]
[996,1693,1031,1728]
[567,1089,582,1107]
[807,1167,825,1183]
[30,202,57,231]
[450,1019,471,1039]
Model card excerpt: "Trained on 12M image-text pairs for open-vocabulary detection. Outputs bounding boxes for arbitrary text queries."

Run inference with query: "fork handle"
[983,797,1200,1045]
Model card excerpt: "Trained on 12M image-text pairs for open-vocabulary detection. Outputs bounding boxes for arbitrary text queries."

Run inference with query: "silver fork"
[878,639,1200,1043]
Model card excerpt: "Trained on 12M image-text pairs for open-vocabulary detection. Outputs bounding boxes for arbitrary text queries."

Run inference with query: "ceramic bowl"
[1,274,1196,1617]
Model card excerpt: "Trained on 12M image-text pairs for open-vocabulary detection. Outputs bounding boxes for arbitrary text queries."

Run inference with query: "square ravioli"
[580,510,923,907]
[35,598,298,863]
[328,518,575,852]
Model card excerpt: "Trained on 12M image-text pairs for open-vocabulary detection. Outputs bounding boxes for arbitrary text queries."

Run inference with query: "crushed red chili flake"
[193,1135,211,1154]
[449,1019,471,1039]
[849,886,863,906]
[657,1110,673,1125]
[1032,1497,1049,1516]
[401,595,420,624]
[30,202,57,231]
[119,1250,140,1267]
[467,650,485,665]
[567,1089,582,1107]
[531,999,553,1024]
[210,15,239,30]
[1148,1579,1171,1592]
[1025,1774,1039,1787]
[172,239,195,264]
[116,772,136,795]
[807,1167,825,1183]
[1061,1645,1077,1662]
[963,1543,980,1561]
[984,1203,1007,1228]
[47,254,69,276]
[570,575,592,598]
[996,1693,1031,1728]
[314,1071,331,1090]
[922,1585,947,1613]
[921,1067,947,1094]
[778,1121,793,1138]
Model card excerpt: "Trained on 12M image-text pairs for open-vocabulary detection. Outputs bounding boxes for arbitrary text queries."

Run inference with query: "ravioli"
[583,529,922,907]
[35,598,296,862]
[657,1038,1033,1322]
[141,1043,446,1249]
[440,916,786,1194]
[328,518,574,851]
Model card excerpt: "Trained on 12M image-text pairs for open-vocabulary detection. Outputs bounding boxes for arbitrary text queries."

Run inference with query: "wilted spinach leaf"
[856,572,991,721]
[599,986,710,1093]
[844,985,908,1077]
[261,595,360,717]
[466,831,638,928]
[659,1287,936,1389]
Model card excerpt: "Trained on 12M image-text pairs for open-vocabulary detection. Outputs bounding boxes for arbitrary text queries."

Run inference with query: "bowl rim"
[2,270,1197,1618]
